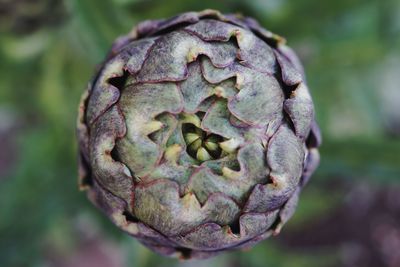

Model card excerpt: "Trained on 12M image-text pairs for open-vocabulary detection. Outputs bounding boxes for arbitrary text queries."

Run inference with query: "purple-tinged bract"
[77,9,321,259]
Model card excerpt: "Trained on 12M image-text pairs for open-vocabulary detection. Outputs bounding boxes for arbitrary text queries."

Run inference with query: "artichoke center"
[183,123,224,162]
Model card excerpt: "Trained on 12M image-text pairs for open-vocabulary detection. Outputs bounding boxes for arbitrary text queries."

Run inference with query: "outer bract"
[77,9,321,259]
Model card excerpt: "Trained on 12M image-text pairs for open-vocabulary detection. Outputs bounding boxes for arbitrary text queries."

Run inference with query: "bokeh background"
[1,0,400,266]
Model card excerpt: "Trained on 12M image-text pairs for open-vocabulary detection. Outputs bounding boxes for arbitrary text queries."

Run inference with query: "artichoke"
[77,9,321,259]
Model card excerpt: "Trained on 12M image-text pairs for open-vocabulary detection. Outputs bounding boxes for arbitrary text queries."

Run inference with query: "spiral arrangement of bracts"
[77,10,321,259]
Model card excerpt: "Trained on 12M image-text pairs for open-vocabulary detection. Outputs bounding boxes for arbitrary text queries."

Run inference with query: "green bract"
[77,9,321,259]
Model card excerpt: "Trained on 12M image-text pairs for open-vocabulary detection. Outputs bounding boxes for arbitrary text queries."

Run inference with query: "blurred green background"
[1,0,399,266]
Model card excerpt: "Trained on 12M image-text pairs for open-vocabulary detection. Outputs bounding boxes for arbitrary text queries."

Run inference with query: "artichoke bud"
[196,147,212,161]
[180,113,201,127]
[219,138,240,153]
[164,144,182,163]
[184,133,200,145]
[222,166,241,179]
[204,139,219,152]
[188,138,202,152]
[78,9,321,259]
